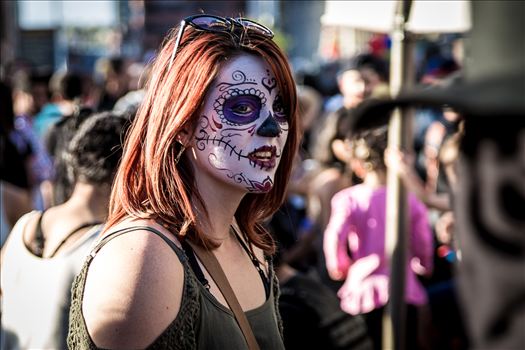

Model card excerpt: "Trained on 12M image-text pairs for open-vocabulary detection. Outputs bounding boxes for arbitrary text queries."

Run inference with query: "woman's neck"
[192,177,245,245]
[60,181,111,221]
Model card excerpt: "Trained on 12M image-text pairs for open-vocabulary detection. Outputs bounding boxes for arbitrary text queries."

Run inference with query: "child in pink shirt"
[323,127,433,350]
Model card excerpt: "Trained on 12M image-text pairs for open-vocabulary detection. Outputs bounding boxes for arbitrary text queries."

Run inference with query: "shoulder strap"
[187,241,260,350]
[47,221,102,258]
[231,227,270,299]
[88,226,186,263]
[33,210,46,256]
[180,239,211,290]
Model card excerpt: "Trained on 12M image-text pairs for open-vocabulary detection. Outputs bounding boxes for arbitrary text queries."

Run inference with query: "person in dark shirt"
[0,81,32,241]
[269,218,373,350]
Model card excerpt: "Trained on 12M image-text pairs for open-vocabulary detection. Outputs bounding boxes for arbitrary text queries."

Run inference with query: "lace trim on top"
[67,226,201,350]
[67,225,283,349]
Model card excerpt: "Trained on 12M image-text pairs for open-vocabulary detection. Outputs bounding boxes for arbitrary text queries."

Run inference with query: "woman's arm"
[82,226,185,349]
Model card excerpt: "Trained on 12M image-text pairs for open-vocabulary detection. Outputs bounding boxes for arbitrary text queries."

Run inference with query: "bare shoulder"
[82,218,184,349]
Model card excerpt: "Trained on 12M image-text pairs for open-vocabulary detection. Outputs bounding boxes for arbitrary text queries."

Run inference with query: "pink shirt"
[323,184,433,312]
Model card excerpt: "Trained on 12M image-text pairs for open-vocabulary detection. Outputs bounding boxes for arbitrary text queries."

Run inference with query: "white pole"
[383,1,414,350]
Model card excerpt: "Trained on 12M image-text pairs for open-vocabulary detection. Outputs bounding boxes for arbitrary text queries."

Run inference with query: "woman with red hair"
[67,15,299,349]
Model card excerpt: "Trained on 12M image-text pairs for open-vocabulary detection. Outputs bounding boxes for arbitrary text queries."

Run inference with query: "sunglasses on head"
[168,14,274,70]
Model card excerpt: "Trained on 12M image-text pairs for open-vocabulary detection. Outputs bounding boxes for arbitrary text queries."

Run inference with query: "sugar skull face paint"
[192,54,289,193]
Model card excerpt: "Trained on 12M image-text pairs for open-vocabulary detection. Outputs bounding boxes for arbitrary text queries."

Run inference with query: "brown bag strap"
[188,241,260,350]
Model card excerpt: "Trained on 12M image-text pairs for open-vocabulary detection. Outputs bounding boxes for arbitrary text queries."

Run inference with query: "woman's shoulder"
[82,217,186,349]
[93,217,184,252]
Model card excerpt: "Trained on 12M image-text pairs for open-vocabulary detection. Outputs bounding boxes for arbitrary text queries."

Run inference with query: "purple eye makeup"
[224,95,261,124]
[272,95,288,124]
[214,88,267,126]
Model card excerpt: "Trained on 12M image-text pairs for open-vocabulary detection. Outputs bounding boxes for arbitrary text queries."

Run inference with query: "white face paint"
[192,54,289,193]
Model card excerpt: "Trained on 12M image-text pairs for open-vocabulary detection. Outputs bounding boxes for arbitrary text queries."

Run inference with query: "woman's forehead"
[217,54,273,81]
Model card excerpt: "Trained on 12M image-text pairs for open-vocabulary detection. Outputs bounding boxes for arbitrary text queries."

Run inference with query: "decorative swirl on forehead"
[216,70,257,92]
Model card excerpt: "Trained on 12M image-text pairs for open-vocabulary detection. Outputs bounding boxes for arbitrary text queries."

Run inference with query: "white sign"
[321,0,471,33]
[18,0,118,29]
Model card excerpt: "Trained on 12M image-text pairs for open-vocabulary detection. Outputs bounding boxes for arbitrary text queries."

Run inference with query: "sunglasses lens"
[191,16,230,32]
[237,19,274,38]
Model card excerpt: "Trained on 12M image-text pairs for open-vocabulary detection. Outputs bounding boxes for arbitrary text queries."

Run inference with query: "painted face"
[192,54,289,193]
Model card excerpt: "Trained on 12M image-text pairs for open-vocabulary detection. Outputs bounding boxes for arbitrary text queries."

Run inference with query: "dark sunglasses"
[168,14,274,69]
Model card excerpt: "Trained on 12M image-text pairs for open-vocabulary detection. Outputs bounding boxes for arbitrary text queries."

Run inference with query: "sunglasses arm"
[168,20,187,71]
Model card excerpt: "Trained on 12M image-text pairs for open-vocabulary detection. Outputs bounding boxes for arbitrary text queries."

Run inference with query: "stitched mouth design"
[248,145,277,170]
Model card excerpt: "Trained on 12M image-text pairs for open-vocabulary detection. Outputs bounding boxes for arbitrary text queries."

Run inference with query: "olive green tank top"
[67,226,284,349]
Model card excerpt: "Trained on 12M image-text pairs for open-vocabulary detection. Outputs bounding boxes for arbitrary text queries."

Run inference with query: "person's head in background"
[29,71,52,115]
[329,109,359,170]
[347,126,388,185]
[107,17,300,250]
[308,105,358,173]
[48,70,83,116]
[65,111,131,207]
[337,53,389,109]
[112,62,152,117]
[95,57,130,111]
[5,69,50,118]
[49,71,83,102]
[45,107,94,206]
[297,85,322,156]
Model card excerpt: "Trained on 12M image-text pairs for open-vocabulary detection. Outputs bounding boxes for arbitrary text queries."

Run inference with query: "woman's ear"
[176,127,192,147]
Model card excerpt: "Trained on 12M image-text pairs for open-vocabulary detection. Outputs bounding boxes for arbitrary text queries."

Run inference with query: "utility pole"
[382,1,414,349]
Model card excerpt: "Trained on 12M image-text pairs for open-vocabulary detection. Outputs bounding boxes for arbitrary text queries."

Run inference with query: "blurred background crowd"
[1,1,518,350]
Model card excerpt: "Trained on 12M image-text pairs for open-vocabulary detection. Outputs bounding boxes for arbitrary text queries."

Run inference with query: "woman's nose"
[257,112,281,137]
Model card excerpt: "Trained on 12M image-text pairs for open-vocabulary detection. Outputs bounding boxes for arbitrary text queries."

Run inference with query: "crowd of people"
[0,13,470,350]
[267,47,466,350]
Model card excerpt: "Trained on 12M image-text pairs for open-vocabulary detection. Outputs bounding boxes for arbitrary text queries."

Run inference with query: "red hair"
[106,24,300,254]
